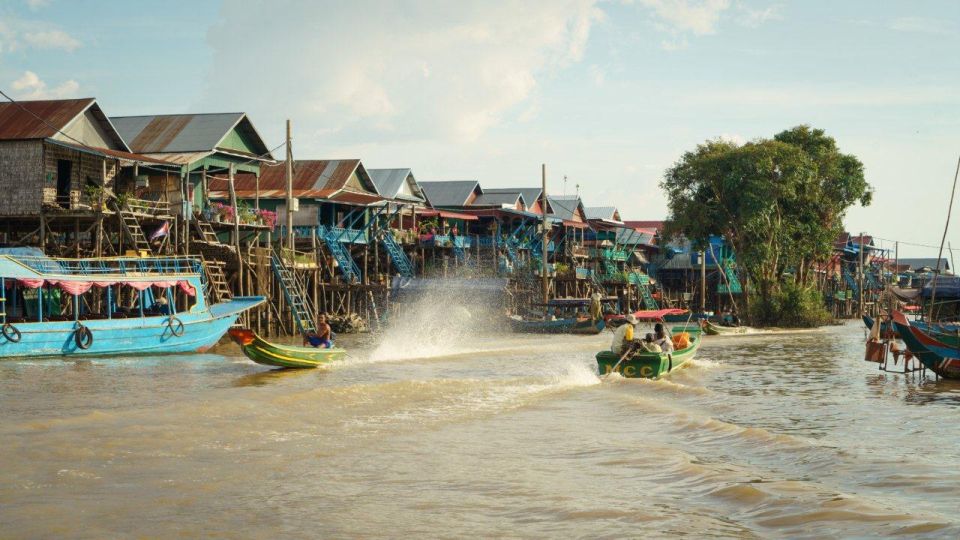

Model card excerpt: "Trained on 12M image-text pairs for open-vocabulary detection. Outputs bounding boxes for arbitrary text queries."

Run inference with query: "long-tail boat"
[702,320,747,335]
[890,310,960,379]
[596,326,702,378]
[508,316,604,334]
[0,253,264,357]
[228,328,346,368]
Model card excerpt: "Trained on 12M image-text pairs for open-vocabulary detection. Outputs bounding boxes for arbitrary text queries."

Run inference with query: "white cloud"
[735,2,781,27]
[639,0,731,35]
[204,0,603,146]
[888,16,953,35]
[26,0,51,10]
[23,29,80,51]
[11,70,80,99]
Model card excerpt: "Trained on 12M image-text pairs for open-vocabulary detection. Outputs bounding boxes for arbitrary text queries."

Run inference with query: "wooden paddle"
[606,342,636,378]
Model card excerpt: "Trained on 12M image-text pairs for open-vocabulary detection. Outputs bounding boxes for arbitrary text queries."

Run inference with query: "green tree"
[660,126,871,326]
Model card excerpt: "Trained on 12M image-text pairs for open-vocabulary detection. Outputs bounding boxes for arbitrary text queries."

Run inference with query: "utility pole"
[858,232,865,315]
[700,250,706,313]
[285,119,294,252]
[541,163,549,305]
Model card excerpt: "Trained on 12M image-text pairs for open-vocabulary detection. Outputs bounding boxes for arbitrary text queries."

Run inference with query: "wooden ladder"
[202,258,232,302]
[118,209,152,254]
[193,217,222,245]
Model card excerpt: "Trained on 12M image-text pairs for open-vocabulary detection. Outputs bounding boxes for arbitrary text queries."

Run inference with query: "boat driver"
[610,314,638,355]
[304,314,334,349]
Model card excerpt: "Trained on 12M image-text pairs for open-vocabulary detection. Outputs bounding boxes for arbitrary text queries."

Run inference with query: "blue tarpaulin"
[921,275,960,299]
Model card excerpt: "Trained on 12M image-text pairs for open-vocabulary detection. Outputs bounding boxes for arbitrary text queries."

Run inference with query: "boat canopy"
[0,255,201,296]
[632,308,689,321]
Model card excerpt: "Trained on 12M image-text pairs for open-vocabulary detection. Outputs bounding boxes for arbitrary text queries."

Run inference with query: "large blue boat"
[0,251,264,358]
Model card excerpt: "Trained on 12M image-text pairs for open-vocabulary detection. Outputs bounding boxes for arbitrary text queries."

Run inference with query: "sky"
[1,0,959,258]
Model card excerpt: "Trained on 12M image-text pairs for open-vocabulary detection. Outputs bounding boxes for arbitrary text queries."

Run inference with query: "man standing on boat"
[610,314,638,355]
[590,289,603,322]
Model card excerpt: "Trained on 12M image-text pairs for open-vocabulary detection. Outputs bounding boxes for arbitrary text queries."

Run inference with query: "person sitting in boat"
[150,296,171,316]
[640,333,662,353]
[304,314,334,349]
[589,289,603,322]
[610,314,638,355]
[653,323,674,353]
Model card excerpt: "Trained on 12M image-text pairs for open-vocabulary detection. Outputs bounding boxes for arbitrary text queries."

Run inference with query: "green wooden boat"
[596,327,702,378]
[228,328,346,369]
[703,320,747,335]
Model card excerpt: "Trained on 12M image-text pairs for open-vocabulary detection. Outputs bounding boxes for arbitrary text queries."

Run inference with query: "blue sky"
[2,0,959,258]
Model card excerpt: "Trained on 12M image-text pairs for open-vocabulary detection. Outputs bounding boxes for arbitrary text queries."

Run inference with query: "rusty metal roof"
[213,159,382,204]
[110,113,273,158]
[49,139,176,165]
[0,98,94,140]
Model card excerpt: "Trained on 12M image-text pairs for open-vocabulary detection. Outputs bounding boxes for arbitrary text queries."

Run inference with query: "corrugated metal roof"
[623,220,664,231]
[49,139,175,165]
[472,192,524,207]
[110,113,273,158]
[419,180,480,207]
[368,168,424,202]
[141,151,213,165]
[585,206,619,220]
[219,159,381,204]
[899,258,950,271]
[546,196,583,221]
[0,98,94,140]
[484,187,543,208]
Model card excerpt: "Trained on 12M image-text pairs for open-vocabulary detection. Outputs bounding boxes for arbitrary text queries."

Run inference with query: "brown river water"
[1,319,959,538]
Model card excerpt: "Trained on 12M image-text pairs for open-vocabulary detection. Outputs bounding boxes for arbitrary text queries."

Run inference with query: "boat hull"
[703,321,747,335]
[509,317,603,334]
[0,297,264,358]
[891,311,960,379]
[596,329,701,378]
[229,328,346,368]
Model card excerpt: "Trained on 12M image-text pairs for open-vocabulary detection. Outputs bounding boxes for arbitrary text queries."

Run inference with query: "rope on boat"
[167,316,185,337]
[1,322,21,343]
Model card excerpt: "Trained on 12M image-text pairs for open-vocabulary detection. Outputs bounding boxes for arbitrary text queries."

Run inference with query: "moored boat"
[508,316,604,334]
[596,326,702,378]
[0,253,264,358]
[228,328,346,368]
[890,310,960,379]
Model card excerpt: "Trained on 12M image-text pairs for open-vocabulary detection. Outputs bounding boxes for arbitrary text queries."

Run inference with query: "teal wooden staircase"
[321,227,362,282]
[381,233,413,278]
[629,271,659,310]
[270,253,316,336]
[842,266,859,296]
[718,260,743,294]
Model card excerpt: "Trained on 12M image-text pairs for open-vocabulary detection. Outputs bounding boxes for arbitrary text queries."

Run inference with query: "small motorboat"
[702,320,748,336]
[596,326,702,378]
[508,316,604,335]
[228,328,346,369]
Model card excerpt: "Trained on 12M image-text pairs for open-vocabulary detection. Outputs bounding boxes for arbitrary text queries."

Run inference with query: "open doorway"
[56,159,72,208]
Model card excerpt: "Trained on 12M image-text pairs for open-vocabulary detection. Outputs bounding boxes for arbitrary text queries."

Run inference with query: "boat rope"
[1,322,21,343]
[167,316,185,337]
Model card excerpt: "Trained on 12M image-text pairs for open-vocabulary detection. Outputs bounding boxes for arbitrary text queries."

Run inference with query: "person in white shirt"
[610,314,639,355]
[653,323,674,353]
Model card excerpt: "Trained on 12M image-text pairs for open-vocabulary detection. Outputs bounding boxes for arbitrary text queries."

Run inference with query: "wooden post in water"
[228,163,242,296]
[929,156,960,322]
[285,120,294,252]
[700,250,706,313]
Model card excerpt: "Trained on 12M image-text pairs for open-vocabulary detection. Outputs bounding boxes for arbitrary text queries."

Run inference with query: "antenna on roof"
[563,175,567,197]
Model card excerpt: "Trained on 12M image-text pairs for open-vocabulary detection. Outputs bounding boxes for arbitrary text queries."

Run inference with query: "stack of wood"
[329,313,368,334]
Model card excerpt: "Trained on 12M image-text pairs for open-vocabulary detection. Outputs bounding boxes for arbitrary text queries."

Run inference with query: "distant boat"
[0,253,264,358]
[702,320,748,336]
[508,316,604,335]
[228,328,345,368]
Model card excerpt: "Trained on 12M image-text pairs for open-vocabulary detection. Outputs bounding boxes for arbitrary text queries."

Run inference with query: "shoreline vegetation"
[660,125,873,328]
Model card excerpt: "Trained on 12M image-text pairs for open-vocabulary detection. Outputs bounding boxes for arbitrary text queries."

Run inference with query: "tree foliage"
[660,125,872,325]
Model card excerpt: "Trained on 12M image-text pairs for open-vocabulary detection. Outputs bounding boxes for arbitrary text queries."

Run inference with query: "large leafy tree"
[661,126,871,320]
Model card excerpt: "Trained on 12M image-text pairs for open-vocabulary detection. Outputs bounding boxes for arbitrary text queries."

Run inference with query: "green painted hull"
[596,329,701,378]
[230,329,346,369]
